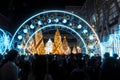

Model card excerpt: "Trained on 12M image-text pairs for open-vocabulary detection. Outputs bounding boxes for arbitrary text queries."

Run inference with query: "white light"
[17,44,22,49]
[17,35,22,40]
[89,35,94,40]
[83,29,88,34]
[54,18,59,23]
[23,29,28,33]
[30,24,35,29]
[89,45,94,49]
[89,53,94,57]
[38,20,42,25]
[47,19,52,23]
[62,19,67,23]
[77,24,82,29]
[69,23,72,26]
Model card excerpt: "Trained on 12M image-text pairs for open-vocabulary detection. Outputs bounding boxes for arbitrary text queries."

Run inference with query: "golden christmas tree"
[62,36,71,55]
[77,46,82,53]
[72,44,77,54]
[26,37,36,55]
[26,30,45,55]
[35,31,45,55]
[52,29,63,55]
[37,40,45,55]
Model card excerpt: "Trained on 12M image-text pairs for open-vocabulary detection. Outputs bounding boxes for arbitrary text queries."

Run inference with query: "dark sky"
[0,0,86,34]
[0,0,86,16]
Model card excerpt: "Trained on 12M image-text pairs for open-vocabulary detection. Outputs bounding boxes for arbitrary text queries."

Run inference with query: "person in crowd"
[68,69,90,80]
[99,52,120,80]
[0,49,19,80]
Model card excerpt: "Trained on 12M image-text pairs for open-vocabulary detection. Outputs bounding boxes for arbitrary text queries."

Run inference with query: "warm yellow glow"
[77,46,82,53]
[52,29,63,55]
[72,45,77,54]
[25,29,82,55]
[62,36,71,55]
[26,30,45,55]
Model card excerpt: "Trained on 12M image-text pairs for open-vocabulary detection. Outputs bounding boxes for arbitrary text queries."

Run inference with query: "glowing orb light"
[30,24,35,29]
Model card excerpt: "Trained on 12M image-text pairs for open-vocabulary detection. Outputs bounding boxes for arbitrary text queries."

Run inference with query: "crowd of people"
[0,49,120,80]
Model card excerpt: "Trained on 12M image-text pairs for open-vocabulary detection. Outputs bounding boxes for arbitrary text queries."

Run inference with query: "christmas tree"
[45,38,53,54]
[52,29,63,55]
[62,36,71,55]
[72,44,77,54]
[35,31,45,55]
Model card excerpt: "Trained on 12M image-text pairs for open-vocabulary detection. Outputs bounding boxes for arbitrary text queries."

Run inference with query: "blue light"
[89,35,94,40]
[89,53,94,57]
[89,45,94,49]
[47,19,52,23]
[54,18,59,23]
[0,35,5,54]
[38,20,42,25]
[17,44,22,49]
[62,19,67,23]
[119,24,120,28]
[77,24,82,29]
[30,24,35,29]
[0,28,8,55]
[23,29,28,33]
[17,35,22,40]
[4,35,9,44]
[69,23,72,26]
[83,29,88,34]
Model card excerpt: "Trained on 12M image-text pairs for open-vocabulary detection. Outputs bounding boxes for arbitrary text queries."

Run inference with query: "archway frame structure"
[9,10,101,55]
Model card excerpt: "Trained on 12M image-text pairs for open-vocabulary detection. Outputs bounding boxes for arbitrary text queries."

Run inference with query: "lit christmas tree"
[72,44,77,54]
[45,38,53,54]
[76,46,82,53]
[27,30,45,55]
[37,40,45,55]
[62,36,71,55]
[52,29,63,55]
[27,37,36,54]
[35,31,45,55]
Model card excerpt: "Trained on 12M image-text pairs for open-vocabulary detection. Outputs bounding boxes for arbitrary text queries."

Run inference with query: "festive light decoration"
[72,45,77,54]
[77,46,82,53]
[30,24,35,29]
[10,10,101,55]
[45,38,53,54]
[77,24,82,29]
[62,36,71,55]
[26,30,45,55]
[52,29,63,55]
[18,35,22,40]
[24,24,86,55]
[0,28,12,55]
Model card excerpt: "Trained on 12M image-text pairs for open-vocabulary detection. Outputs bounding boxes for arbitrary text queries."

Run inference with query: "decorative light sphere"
[30,24,35,29]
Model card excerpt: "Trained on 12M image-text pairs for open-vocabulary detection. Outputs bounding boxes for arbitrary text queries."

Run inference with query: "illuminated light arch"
[24,24,87,54]
[0,28,12,55]
[10,10,101,55]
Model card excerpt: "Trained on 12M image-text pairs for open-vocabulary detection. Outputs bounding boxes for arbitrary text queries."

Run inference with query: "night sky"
[0,0,86,34]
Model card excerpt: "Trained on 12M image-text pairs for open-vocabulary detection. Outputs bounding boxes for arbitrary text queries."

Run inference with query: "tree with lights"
[52,29,63,55]
[45,38,53,54]
[35,31,45,55]
[62,36,71,55]
[72,44,77,54]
